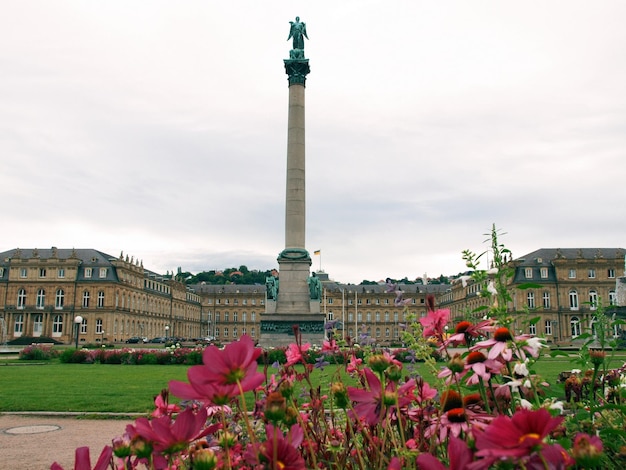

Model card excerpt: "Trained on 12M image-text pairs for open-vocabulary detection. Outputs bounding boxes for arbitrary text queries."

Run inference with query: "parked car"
[149,337,167,343]
[125,336,142,344]
[197,336,216,345]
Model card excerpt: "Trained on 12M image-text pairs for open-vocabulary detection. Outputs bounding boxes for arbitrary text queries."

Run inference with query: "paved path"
[0,413,136,469]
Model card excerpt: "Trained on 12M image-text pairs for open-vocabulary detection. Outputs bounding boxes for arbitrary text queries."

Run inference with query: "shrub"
[59,348,91,364]
[19,344,58,360]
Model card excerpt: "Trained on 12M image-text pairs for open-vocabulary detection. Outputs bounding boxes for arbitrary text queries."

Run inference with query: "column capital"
[284,58,310,86]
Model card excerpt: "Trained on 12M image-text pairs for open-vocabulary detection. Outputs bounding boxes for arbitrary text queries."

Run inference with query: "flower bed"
[49,229,625,469]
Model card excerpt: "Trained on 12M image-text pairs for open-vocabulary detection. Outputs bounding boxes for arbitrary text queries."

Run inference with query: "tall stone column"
[260,18,324,347]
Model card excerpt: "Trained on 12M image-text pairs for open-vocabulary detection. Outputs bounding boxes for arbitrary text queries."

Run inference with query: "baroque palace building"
[1,247,624,346]
[0,248,202,344]
[439,248,626,345]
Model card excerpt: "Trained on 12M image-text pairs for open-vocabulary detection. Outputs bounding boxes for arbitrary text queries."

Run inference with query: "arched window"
[589,290,598,310]
[36,289,46,309]
[53,315,63,335]
[17,289,26,309]
[570,316,581,337]
[55,289,65,309]
[569,290,578,310]
[609,290,617,306]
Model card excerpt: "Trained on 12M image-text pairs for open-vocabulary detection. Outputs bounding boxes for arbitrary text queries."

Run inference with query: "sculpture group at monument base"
[259,314,325,348]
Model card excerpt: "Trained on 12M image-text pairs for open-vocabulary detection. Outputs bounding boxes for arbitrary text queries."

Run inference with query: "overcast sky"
[2,1,625,284]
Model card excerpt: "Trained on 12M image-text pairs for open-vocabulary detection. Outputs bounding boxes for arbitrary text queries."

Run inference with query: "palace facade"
[439,248,625,344]
[1,247,624,346]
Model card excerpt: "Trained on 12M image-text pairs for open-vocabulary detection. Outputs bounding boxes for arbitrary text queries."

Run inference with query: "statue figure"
[308,272,322,300]
[266,275,278,300]
[287,16,308,51]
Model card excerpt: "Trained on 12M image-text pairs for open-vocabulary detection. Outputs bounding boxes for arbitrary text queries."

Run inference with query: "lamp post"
[165,325,170,340]
[74,315,83,349]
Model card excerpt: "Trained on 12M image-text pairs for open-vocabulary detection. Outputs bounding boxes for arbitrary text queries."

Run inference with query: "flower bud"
[367,354,391,374]
[331,382,349,409]
[265,391,286,423]
[386,364,403,382]
[447,354,465,374]
[572,433,604,467]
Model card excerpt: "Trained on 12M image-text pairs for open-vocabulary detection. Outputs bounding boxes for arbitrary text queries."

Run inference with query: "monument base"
[259,313,325,348]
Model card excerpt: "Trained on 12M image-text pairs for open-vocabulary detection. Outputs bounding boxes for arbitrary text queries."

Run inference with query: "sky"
[2,1,625,285]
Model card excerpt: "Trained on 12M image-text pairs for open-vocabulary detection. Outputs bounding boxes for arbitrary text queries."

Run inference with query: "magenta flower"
[472,408,565,466]
[472,327,514,362]
[285,342,311,366]
[419,308,450,339]
[51,445,112,470]
[169,334,264,404]
[246,424,306,469]
[128,407,219,455]
[444,319,495,348]
[416,436,473,470]
[152,389,181,418]
[347,368,415,426]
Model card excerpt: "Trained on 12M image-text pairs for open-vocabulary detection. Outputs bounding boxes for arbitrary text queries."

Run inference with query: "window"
[545,320,552,336]
[358,313,362,322]
[53,315,63,334]
[569,290,579,310]
[82,291,90,308]
[348,313,353,322]
[527,292,535,309]
[33,314,43,336]
[540,267,548,279]
[96,319,103,334]
[366,299,371,305]
[375,312,381,322]
[35,289,45,309]
[529,324,536,335]
[524,268,533,279]
[568,269,576,279]
[215,327,220,337]
[327,311,334,321]
[327,298,333,304]
[384,312,390,322]
[58,268,65,278]
[375,327,380,337]
[55,289,65,309]
[224,313,229,322]
[0,267,3,277]
[543,292,550,309]
[366,312,371,322]
[223,327,229,337]
[85,268,92,278]
[233,327,238,338]
[251,312,256,322]
[610,290,617,306]
[99,268,107,278]
[39,268,47,278]
[97,291,105,308]
[80,318,87,334]
[14,314,24,334]
[394,312,399,322]
[588,269,596,279]
[385,327,390,337]
[233,312,238,323]
[215,312,220,322]
[20,268,27,278]
[589,290,598,310]
[17,288,26,309]
[357,298,362,305]
[571,316,581,337]
[608,268,616,278]
[242,312,247,323]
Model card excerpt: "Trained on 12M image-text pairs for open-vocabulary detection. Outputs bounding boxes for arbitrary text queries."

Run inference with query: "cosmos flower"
[416,436,473,470]
[128,407,219,455]
[169,334,264,404]
[151,389,181,418]
[51,446,112,470]
[285,342,310,366]
[472,408,565,465]
[419,308,450,339]
[347,368,415,426]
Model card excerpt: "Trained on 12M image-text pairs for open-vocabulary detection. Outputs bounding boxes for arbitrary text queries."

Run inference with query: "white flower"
[519,399,533,410]
[545,399,564,414]
[571,369,581,374]
[514,361,529,377]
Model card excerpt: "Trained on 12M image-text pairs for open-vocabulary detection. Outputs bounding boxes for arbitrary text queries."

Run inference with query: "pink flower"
[472,408,565,466]
[419,308,450,339]
[285,342,310,366]
[169,334,264,404]
[416,436,473,470]
[322,338,339,353]
[152,389,181,418]
[472,327,514,362]
[246,424,306,469]
[128,407,219,455]
[444,319,495,348]
[347,368,415,426]
[346,354,363,374]
[51,446,112,470]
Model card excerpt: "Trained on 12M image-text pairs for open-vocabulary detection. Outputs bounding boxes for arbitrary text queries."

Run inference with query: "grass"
[1,353,625,413]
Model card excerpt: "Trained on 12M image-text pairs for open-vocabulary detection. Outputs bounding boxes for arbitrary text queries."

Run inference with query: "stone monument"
[260,17,325,347]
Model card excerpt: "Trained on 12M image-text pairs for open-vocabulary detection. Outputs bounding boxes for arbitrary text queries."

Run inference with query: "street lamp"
[74,315,83,349]
[165,325,170,340]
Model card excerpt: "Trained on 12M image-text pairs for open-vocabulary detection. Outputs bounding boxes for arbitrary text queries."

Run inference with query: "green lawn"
[1,353,624,413]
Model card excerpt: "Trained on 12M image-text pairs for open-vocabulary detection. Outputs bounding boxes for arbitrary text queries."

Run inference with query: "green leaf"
[517,283,544,289]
